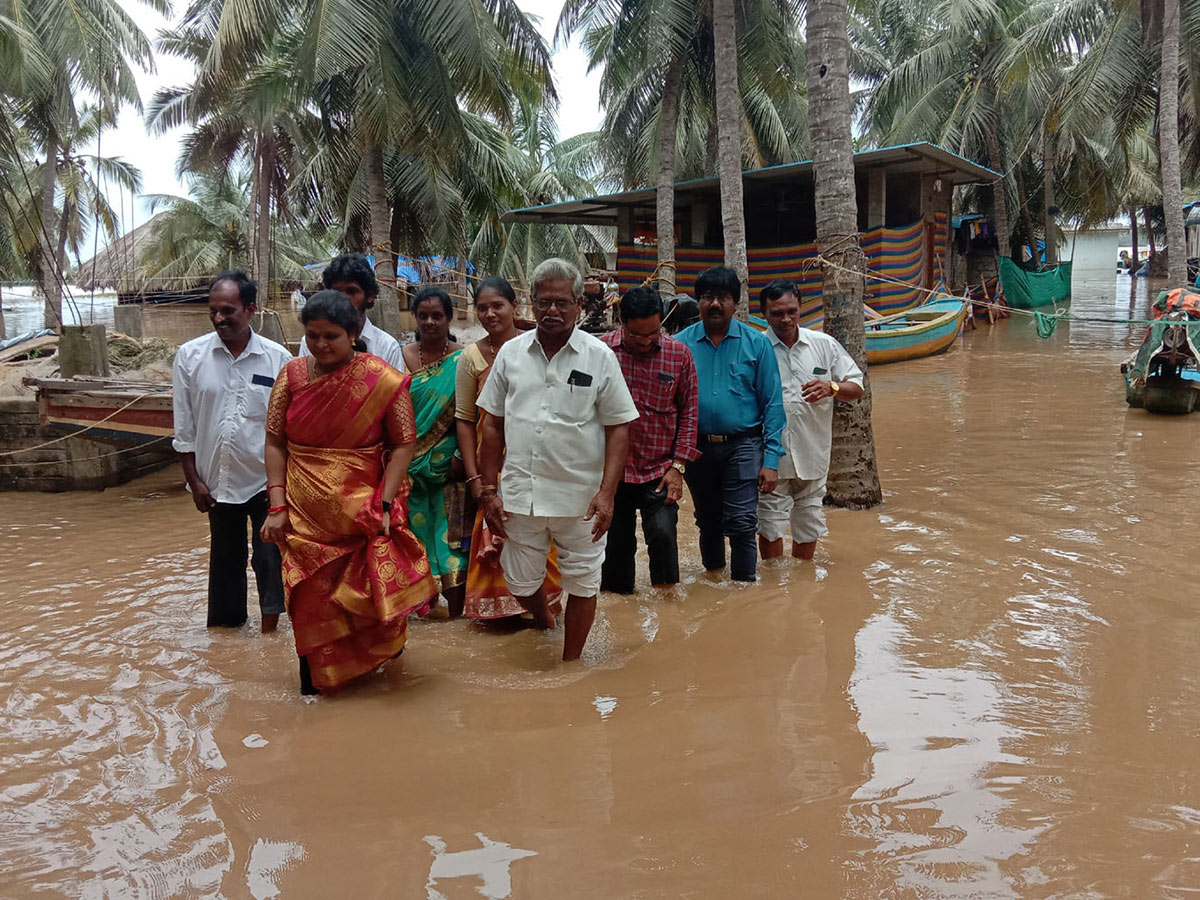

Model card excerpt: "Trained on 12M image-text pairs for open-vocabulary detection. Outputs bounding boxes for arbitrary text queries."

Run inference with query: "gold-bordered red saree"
[268,354,436,690]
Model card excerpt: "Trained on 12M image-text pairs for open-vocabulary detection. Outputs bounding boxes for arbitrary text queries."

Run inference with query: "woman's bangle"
[268,505,288,514]
[465,474,482,484]
[268,484,285,491]
[479,485,498,496]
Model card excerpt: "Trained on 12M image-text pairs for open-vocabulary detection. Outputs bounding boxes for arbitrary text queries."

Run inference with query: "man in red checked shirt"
[599,286,702,593]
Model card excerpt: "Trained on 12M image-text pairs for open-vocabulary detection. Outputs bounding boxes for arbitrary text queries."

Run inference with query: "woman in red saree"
[262,291,436,693]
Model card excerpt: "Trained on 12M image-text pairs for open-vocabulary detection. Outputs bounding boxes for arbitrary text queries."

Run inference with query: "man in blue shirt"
[677,266,786,581]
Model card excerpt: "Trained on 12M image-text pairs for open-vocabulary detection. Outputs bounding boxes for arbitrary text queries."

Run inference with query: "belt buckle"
[706,434,725,443]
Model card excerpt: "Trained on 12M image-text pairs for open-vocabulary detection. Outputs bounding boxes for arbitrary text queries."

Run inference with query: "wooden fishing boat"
[1121,295,1200,414]
[748,298,967,365]
[24,378,174,445]
[862,300,968,365]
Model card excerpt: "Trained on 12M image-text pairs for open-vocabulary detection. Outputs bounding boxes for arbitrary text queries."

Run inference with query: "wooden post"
[59,324,110,378]
[866,169,886,229]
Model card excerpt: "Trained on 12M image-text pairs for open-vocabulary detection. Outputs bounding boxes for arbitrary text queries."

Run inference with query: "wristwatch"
[830,381,840,396]
[671,461,686,475]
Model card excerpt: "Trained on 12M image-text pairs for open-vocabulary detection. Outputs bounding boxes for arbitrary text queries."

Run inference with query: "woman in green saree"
[401,286,467,617]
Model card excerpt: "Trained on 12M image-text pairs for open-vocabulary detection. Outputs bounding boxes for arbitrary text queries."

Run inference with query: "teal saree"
[406,350,468,592]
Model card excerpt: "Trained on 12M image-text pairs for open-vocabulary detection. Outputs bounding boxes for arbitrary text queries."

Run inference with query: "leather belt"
[701,427,762,443]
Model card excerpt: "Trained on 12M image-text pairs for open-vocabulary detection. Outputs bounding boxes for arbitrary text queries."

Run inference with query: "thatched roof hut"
[72,214,168,292]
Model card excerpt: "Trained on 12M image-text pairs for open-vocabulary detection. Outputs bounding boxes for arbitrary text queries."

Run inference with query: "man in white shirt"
[299,253,403,369]
[477,258,638,662]
[757,279,864,561]
[172,271,293,630]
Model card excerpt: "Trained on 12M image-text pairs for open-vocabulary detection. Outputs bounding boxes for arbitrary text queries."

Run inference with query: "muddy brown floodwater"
[3,271,1199,899]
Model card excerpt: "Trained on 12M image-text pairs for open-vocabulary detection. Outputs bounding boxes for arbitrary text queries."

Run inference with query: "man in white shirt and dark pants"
[477,258,639,661]
[299,253,403,369]
[173,271,293,630]
[757,279,864,561]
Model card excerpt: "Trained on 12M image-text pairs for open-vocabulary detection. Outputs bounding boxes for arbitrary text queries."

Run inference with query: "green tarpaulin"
[998,258,1072,309]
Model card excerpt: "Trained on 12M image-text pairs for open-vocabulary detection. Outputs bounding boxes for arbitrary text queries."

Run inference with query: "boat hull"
[747,301,967,365]
[864,302,968,365]
[28,379,174,446]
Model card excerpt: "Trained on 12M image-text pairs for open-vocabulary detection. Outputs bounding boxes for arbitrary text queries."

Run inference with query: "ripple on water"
[0,535,244,897]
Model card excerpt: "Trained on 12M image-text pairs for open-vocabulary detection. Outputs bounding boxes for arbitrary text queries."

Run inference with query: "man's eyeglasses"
[698,292,733,303]
[531,297,578,312]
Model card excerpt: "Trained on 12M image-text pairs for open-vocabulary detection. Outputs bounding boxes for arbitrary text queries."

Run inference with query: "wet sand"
[3,272,1199,898]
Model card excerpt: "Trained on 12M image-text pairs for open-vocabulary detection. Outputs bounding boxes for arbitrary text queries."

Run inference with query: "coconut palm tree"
[856,0,1092,260]
[711,0,750,316]
[1,0,157,328]
[135,171,333,289]
[1157,0,1187,285]
[469,98,611,286]
[559,0,807,299]
[184,0,554,329]
[148,13,318,300]
[807,0,881,507]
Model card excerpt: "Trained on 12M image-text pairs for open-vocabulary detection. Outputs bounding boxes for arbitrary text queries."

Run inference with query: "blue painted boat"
[749,299,968,365]
[862,300,967,364]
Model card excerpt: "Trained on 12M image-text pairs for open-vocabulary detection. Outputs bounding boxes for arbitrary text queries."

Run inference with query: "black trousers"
[683,435,763,582]
[207,491,285,627]
[601,480,680,593]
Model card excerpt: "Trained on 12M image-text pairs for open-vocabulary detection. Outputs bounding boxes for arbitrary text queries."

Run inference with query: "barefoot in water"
[262,613,280,633]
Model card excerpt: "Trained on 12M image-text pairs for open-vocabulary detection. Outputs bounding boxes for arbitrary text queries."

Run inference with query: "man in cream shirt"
[477,258,638,662]
[756,279,864,561]
[172,271,293,630]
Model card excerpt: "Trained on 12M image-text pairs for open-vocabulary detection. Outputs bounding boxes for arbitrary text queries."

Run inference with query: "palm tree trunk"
[248,147,258,276]
[711,0,750,318]
[40,144,62,329]
[805,0,882,509]
[56,198,72,318]
[1159,0,1187,286]
[656,53,684,297]
[253,140,274,297]
[1043,135,1058,266]
[985,122,1011,259]
[1130,207,1139,270]
[1145,206,1157,257]
[1014,165,1038,264]
[365,133,400,335]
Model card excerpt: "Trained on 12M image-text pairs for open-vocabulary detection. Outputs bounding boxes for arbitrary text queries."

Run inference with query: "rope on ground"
[0,435,172,468]
[0,390,162,457]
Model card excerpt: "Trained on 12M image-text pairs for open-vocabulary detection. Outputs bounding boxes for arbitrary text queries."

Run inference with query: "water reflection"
[847,611,1043,897]
[424,834,536,900]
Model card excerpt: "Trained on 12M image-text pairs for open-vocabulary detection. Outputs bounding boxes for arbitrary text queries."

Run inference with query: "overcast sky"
[102,0,602,231]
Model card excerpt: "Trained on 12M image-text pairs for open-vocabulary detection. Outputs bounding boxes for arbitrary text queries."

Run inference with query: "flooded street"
[3,270,1199,898]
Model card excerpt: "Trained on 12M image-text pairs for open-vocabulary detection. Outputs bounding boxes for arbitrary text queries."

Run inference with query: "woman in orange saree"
[455,277,562,621]
[262,291,436,693]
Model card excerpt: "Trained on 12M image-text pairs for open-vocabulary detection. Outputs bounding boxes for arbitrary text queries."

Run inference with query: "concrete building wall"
[1064,229,1125,273]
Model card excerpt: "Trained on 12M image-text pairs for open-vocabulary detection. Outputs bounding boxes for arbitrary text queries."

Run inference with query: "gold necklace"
[486,329,516,360]
[419,341,449,370]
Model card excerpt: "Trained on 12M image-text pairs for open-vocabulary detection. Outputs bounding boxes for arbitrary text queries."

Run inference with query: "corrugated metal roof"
[502,142,997,226]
